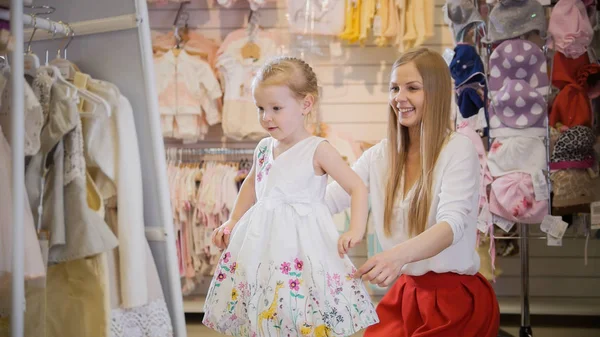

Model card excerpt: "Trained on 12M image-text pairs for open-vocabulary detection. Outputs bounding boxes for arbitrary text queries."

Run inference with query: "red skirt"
[364,272,499,337]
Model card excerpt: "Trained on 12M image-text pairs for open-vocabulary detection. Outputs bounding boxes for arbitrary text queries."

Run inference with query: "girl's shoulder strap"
[304,136,329,159]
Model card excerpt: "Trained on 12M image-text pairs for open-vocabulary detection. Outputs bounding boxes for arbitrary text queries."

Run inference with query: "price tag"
[329,41,343,58]
[547,234,562,246]
[541,215,568,239]
[442,48,455,66]
[477,204,492,233]
[493,215,515,233]
[531,170,549,201]
[551,219,568,238]
[477,219,489,233]
[541,214,559,233]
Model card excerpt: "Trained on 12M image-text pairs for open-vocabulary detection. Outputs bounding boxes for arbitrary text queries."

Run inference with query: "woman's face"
[389,62,425,128]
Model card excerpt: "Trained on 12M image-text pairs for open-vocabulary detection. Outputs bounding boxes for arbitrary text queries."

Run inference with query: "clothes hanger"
[172,2,190,57]
[39,64,111,118]
[42,24,111,118]
[23,5,58,78]
[23,15,40,79]
[50,22,78,81]
[241,10,261,61]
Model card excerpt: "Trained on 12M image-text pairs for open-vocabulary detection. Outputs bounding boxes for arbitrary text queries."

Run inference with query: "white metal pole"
[134,0,187,336]
[0,9,70,36]
[9,0,25,336]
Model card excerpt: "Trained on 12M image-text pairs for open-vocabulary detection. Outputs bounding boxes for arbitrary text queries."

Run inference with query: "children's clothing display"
[0,63,173,337]
[154,49,223,141]
[443,0,600,292]
[216,29,278,141]
[166,155,251,295]
[287,0,346,35]
[202,136,379,337]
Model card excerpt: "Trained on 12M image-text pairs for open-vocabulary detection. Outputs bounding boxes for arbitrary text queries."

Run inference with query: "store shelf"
[498,297,600,316]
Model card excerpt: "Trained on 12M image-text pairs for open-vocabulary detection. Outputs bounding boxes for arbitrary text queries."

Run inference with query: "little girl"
[202,57,379,337]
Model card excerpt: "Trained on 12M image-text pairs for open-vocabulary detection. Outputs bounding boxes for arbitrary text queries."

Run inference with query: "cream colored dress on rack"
[84,79,173,336]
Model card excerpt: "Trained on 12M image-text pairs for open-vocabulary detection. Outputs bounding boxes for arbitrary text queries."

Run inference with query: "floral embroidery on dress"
[256,145,271,182]
[204,253,378,337]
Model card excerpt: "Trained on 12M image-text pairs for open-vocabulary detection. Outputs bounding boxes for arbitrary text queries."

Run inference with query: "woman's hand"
[337,229,363,258]
[211,219,237,249]
[354,245,409,287]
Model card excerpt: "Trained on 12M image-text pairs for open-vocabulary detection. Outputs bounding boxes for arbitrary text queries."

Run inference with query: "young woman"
[325,47,500,336]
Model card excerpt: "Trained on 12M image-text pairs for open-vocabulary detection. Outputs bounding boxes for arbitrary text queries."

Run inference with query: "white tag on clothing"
[493,215,515,233]
[531,170,549,201]
[443,48,455,66]
[547,233,563,246]
[541,215,568,239]
[477,219,488,233]
[477,204,492,233]
[550,219,569,239]
[329,41,343,58]
[540,214,560,233]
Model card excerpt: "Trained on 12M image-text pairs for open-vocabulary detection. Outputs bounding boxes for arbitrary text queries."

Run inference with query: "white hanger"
[24,15,40,79]
[39,65,112,118]
[50,24,77,81]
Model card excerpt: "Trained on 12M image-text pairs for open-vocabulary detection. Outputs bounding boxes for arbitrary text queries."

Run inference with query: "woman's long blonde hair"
[383,48,453,238]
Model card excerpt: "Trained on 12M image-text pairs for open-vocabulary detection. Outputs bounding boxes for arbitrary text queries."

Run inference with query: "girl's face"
[253,84,312,140]
[389,62,425,129]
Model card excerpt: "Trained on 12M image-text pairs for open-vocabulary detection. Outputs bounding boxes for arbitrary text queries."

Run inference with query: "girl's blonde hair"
[252,56,320,118]
[383,47,453,238]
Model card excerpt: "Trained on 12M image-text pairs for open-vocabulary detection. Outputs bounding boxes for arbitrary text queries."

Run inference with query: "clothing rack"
[1,5,76,336]
[4,1,187,336]
[6,3,25,337]
[467,1,557,336]
[17,13,139,42]
[167,147,255,156]
[0,9,71,36]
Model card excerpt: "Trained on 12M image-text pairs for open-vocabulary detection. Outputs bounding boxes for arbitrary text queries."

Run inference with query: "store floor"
[185,315,600,337]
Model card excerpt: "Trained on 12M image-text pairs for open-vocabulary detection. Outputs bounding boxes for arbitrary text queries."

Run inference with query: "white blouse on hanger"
[83,79,148,309]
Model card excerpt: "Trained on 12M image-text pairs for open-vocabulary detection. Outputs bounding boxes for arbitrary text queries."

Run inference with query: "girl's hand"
[353,245,408,287]
[212,220,237,249]
[337,229,363,258]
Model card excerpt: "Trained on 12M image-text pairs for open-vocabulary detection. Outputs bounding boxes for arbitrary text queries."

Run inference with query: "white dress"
[202,136,379,337]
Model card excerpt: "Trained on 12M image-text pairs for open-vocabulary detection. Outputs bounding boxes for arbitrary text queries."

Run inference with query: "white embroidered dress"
[202,136,379,337]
